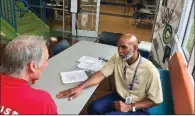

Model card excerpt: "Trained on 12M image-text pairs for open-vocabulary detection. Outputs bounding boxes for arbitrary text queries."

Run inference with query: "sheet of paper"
[77,56,99,63]
[77,60,105,72]
[60,70,88,84]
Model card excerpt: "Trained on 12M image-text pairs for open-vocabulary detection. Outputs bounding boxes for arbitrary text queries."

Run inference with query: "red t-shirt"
[0,74,58,115]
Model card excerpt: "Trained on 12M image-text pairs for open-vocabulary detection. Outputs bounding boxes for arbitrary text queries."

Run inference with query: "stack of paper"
[77,60,105,72]
[77,56,99,63]
[77,56,106,73]
[60,70,88,84]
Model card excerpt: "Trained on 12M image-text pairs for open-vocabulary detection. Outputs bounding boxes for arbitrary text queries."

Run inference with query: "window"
[192,66,195,80]
[181,1,194,61]
[176,0,193,42]
[174,0,194,83]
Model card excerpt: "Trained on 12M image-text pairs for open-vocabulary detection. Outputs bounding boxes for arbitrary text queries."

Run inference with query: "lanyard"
[123,57,142,90]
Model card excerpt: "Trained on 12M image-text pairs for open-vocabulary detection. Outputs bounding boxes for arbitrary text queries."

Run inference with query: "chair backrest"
[149,69,175,114]
[51,39,70,56]
[99,32,123,46]
[138,49,150,59]
[169,52,194,114]
[127,0,132,3]
[142,0,156,13]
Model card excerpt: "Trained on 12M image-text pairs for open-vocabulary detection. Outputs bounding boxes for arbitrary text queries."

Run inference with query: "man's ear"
[29,61,37,72]
[132,45,137,51]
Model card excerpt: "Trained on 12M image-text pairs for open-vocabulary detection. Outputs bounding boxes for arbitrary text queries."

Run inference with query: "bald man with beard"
[56,34,163,115]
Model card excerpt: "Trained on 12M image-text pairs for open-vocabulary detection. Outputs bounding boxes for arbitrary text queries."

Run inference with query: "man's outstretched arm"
[56,71,105,100]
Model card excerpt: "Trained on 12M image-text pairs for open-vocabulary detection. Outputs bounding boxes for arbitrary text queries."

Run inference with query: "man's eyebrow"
[120,45,128,48]
[121,44,127,46]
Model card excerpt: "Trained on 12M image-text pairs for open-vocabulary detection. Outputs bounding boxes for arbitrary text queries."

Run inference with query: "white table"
[31,41,117,114]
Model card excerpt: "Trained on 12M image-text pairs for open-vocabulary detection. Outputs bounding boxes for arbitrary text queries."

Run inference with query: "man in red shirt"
[0,35,58,115]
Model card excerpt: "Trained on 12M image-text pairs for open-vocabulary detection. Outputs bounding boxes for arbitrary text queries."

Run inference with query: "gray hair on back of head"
[2,35,47,76]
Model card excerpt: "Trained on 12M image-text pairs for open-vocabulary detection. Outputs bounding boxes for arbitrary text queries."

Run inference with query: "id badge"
[125,96,132,104]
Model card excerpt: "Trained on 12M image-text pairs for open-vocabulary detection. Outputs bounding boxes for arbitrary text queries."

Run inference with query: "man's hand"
[56,86,83,100]
[113,101,132,112]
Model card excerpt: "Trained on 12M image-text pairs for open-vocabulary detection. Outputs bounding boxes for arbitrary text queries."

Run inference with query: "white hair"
[2,35,47,76]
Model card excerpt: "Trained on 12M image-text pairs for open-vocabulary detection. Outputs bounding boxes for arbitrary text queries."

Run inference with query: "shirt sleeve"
[100,54,116,78]
[44,93,58,115]
[146,68,163,104]
[47,99,58,114]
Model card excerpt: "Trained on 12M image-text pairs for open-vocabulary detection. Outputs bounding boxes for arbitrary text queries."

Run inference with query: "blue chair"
[98,32,123,46]
[149,69,175,114]
[51,39,70,56]
[138,49,151,59]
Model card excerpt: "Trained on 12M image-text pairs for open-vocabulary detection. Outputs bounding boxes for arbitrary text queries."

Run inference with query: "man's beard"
[120,50,134,61]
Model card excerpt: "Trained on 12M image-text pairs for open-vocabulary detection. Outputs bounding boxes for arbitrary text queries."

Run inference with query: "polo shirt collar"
[0,74,29,86]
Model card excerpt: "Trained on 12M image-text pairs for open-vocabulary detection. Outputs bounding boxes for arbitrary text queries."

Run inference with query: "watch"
[132,103,136,112]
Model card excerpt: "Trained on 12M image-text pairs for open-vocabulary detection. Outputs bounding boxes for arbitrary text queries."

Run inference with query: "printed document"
[77,56,99,64]
[60,70,88,84]
[77,60,105,72]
